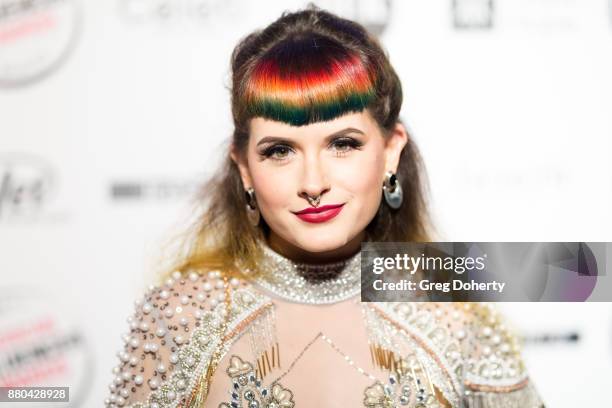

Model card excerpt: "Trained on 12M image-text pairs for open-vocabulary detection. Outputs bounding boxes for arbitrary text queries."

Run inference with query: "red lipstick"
[293,204,345,223]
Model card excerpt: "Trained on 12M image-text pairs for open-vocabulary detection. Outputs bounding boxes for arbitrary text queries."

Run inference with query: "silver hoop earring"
[245,187,260,226]
[383,171,403,209]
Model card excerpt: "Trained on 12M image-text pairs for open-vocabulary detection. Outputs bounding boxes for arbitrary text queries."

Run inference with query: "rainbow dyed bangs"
[242,35,377,126]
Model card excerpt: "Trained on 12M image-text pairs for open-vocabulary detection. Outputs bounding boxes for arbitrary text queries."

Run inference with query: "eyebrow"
[256,127,365,147]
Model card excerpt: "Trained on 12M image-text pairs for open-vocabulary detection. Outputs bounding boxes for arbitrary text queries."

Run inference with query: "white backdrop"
[1,0,611,406]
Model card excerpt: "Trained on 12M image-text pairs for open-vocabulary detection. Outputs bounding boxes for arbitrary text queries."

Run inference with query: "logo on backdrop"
[118,0,234,23]
[522,331,580,345]
[452,0,494,29]
[0,153,64,222]
[109,178,199,201]
[0,290,92,406]
[0,0,81,88]
[350,0,392,37]
[117,0,392,36]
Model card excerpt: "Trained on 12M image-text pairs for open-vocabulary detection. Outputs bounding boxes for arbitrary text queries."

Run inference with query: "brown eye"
[330,137,363,154]
[262,144,294,161]
[333,140,353,151]
[272,147,290,158]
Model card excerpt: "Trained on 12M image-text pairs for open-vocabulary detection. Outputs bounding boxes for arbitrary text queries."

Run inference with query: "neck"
[266,230,365,265]
[252,232,363,304]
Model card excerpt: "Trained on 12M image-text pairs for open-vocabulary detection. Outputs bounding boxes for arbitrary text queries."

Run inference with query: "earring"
[383,171,403,209]
[245,187,260,226]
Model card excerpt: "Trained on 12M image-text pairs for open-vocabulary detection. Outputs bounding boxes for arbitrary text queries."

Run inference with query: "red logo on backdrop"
[0,290,92,406]
[0,0,80,87]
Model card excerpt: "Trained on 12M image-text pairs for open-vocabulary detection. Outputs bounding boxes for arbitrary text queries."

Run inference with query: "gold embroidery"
[218,355,295,408]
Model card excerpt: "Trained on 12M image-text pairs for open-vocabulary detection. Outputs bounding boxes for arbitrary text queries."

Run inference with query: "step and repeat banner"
[1,0,611,406]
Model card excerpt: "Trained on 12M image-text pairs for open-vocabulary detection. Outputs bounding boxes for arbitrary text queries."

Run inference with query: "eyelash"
[260,137,364,162]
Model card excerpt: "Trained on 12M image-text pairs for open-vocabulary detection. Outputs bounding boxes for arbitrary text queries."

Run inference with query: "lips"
[293,203,345,223]
[294,204,344,215]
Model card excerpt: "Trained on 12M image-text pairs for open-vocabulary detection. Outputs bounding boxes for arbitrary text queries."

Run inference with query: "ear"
[383,122,409,174]
[230,144,253,189]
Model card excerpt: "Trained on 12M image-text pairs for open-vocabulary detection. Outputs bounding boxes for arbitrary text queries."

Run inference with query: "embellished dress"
[104,239,545,408]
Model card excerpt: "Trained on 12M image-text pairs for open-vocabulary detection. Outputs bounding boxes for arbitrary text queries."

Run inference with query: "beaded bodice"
[104,245,545,408]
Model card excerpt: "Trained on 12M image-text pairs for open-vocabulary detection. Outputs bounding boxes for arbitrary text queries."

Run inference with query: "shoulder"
[104,269,269,408]
[457,303,527,383]
[402,302,530,379]
[369,302,544,407]
[455,303,545,407]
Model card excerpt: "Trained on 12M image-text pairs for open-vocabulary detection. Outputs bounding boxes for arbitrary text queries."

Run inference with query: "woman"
[104,6,545,408]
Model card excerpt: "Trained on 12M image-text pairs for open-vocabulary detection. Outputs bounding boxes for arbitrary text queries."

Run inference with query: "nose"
[298,152,330,203]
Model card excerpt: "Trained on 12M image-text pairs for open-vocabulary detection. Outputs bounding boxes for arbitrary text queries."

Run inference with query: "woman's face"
[232,110,408,262]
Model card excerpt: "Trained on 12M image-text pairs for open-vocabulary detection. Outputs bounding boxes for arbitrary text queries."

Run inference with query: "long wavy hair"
[158,5,436,283]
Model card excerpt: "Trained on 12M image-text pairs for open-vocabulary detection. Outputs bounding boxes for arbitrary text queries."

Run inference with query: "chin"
[294,233,349,254]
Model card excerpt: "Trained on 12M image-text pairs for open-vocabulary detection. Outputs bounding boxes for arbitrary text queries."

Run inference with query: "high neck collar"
[250,238,362,305]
